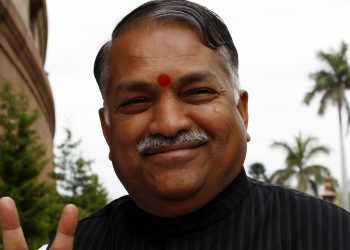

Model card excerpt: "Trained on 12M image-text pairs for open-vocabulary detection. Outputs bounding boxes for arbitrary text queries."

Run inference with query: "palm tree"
[270,133,331,197]
[304,41,350,209]
[248,162,270,183]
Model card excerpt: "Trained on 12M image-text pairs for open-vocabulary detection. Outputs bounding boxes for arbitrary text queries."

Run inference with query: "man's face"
[100,22,249,217]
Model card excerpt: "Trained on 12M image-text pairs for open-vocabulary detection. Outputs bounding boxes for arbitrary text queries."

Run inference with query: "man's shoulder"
[77,195,133,229]
[73,196,136,248]
[248,177,350,219]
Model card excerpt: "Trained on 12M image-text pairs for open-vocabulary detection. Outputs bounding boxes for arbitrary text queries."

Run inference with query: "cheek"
[193,103,242,135]
[194,103,247,163]
[110,114,154,167]
[109,118,146,181]
[108,118,140,164]
[112,115,148,142]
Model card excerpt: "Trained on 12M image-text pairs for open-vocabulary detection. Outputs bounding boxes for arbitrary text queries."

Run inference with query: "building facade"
[0,0,55,179]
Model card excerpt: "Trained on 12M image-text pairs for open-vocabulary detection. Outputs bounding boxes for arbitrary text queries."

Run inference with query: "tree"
[270,133,331,197]
[248,162,270,183]
[54,129,108,219]
[304,41,350,209]
[0,83,62,249]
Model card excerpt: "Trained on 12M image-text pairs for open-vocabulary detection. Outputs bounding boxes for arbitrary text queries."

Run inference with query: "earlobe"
[98,108,111,147]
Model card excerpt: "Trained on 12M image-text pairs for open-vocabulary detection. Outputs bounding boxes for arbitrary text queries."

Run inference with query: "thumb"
[49,204,78,250]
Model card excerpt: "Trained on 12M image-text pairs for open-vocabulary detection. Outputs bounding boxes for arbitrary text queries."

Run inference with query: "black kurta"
[72,169,350,249]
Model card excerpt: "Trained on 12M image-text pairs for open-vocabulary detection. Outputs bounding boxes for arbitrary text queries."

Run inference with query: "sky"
[45,0,350,200]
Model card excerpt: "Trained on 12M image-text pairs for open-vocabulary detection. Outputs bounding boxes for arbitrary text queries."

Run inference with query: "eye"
[182,88,218,104]
[117,97,152,114]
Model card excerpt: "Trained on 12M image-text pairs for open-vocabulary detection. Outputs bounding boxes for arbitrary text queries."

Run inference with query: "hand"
[0,197,78,250]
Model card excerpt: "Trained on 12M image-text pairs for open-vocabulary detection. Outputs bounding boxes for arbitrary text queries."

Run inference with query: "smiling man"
[0,1,350,249]
[97,19,249,219]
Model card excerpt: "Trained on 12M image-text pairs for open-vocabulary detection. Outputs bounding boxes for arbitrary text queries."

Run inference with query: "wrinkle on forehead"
[123,55,197,69]
[113,22,202,57]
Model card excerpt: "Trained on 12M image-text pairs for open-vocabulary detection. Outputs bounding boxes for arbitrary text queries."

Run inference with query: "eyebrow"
[113,81,153,94]
[178,71,219,86]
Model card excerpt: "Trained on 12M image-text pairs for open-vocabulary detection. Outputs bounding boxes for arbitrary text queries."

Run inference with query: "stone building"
[0,0,55,179]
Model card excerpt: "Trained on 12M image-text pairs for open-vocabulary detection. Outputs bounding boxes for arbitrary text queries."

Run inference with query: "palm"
[270,134,330,197]
[304,41,350,209]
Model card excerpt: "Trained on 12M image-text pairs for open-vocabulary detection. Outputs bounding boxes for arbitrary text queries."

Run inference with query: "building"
[0,0,55,179]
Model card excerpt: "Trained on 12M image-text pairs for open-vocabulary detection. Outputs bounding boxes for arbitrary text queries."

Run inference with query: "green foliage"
[248,162,270,183]
[0,83,109,249]
[270,133,331,197]
[304,41,350,208]
[0,82,62,249]
[304,41,350,132]
[53,129,108,219]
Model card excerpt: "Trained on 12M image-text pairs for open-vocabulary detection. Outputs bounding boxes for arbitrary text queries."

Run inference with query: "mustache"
[137,130,210,154]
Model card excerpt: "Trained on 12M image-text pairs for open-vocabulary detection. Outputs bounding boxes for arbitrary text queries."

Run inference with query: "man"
[1,0,349,249]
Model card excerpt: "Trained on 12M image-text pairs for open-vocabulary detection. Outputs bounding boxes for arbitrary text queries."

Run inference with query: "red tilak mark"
[157,74,172,87]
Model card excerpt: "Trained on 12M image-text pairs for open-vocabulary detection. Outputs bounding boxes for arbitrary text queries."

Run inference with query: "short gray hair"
[94,0,241,119]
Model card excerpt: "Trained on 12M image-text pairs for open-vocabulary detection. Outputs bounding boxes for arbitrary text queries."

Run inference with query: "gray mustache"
[137,130,209,154]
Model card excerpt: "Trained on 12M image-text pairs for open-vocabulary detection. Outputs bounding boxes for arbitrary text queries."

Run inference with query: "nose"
[148,95,192,137]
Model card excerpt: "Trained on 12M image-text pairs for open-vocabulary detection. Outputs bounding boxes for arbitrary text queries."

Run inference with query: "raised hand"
[0,197,78,250]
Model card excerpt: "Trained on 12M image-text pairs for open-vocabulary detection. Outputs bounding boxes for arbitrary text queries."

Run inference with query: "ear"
[98,108,112,158]
[237,90,250,142]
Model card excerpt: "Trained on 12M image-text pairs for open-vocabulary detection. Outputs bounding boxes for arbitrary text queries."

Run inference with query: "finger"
[0,197,28,250]
[50,204,78,250]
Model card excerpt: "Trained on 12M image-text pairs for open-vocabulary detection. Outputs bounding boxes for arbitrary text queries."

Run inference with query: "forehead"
[112,22,203,62]
[109,21,230,86]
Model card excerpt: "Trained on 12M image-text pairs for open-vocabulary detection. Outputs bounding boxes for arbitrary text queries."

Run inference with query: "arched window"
[30,0,47,62]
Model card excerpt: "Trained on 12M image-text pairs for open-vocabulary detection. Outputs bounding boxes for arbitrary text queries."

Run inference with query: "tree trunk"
[338,105,349,211]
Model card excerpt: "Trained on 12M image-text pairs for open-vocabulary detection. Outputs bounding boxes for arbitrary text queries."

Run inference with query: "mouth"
[141,141,207,155]
[140,141,207,166]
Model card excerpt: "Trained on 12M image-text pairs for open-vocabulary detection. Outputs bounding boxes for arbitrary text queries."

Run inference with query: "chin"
[139,159,208,198]
[152,181,203,201]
